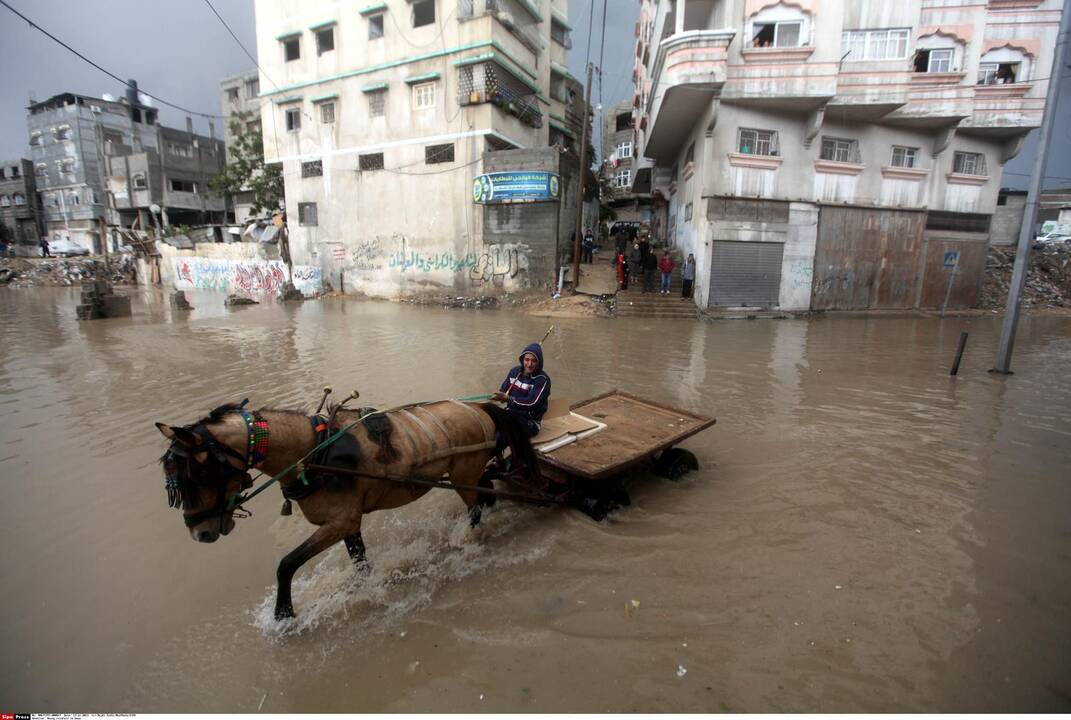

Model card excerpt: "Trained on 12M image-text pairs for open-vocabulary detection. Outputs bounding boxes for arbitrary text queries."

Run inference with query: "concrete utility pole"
[572,62,595,290]
[993,2,1070,374]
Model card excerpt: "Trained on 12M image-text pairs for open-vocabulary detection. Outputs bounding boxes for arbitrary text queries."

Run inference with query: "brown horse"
[156,399,541,620]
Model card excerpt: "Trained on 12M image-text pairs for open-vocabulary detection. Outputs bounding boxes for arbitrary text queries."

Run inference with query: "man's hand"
[492,391,508,402]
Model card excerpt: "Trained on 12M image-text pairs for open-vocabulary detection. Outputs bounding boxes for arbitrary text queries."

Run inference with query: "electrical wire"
[0,0,224,119]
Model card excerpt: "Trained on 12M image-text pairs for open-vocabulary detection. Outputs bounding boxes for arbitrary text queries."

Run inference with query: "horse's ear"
[156,423,200,446]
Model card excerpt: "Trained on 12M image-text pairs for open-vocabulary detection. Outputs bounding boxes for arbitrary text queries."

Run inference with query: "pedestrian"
[39,236,50,257]
[681,253,695,300]
[619,252,629,290]
[658,251,675,294]
[638,234,650,268]
[582,229,595,264]
[629,242,642,282]
[642,249,658,294]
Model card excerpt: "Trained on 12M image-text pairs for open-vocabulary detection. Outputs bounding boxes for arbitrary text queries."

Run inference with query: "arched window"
[914,33,965,73]
[978,46,1032,85]
[0,195,10,207]
[67,192,80,206]
[132,172,147,190]
[13,193,25,206]
[747,3,810,48]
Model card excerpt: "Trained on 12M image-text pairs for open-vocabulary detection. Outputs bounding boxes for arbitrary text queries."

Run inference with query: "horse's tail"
[480,402,543,486]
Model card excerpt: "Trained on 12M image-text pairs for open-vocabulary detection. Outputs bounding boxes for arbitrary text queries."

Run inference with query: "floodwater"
[1,286,1069,713]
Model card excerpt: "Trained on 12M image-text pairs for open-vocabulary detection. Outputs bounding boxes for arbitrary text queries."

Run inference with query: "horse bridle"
[163,407,267,529]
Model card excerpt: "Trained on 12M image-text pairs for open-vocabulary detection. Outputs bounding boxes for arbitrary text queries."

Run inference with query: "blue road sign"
[944,251,960,268]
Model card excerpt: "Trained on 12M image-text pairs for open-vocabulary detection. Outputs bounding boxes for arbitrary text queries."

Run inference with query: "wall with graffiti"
[171,257,322,296]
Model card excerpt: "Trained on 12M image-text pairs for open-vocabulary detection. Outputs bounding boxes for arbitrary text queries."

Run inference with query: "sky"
[0,0,1067,189]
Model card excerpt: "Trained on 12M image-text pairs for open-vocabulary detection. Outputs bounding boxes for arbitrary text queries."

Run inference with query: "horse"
[156,398,543,620]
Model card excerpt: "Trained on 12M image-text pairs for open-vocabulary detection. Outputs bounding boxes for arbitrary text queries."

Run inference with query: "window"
[926,211,990,233]
[0,196,9,207]
[616,141,633,159]
[614,169,631,188]
[316,27,334,55]
[0,168,5,179]
[227,87,240,102]
[132,173,147,190]
[169,179,197,193]
[301,160,323,177]
[977,62,1019,85]
[10,166,19,178]
[820,136,860,164]
[168,142,192,158]
[13,193,25,206]
[59,159,76,177]
[425,143,454,164]
[320,102,335,124]
[245,79,260,98]
[890,146,918,168]
[997,194,1008,206]
[737,128,778,156]
[67,193,80,206]
[54,125,71,141]
[46,193,58,207]
[751,21,801,48]
[914,48,953,73]
[685,202,693,221]
[298,202,318,226]
[359,152,384,171]
[35,163,46,177]
[412,82,436,110]
[368,13,384,39]
[29,132,41,146]
[246,119,260,135]
[841,29,910,61]
[685,142,695,165]
[283,36,301,62]
[413,0,435,28]
[551,21,572,48]
[615,113,631,132]
[368,90,386,117]
[285,107,301,132]
[952,151,986,176]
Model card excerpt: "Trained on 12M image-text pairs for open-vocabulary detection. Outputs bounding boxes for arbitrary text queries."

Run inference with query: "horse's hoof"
[353,560,373,578]
[274,606,295,621]
[469,505,483,528]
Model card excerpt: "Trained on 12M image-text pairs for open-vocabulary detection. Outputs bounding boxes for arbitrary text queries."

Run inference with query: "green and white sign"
[472,171,561,204]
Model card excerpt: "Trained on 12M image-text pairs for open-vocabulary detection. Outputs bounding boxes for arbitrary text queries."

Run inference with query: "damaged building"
[255,0,588,297]
[26,81,226,254]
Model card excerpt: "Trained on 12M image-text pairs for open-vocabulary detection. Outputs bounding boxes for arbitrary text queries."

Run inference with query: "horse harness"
[163,402,267,528]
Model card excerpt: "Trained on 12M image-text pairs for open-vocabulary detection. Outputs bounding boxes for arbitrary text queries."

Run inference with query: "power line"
[0,0,224,119]
[201,0,279,91]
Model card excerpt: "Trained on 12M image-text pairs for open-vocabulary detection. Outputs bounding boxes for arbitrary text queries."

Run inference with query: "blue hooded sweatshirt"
[500,342,551,424]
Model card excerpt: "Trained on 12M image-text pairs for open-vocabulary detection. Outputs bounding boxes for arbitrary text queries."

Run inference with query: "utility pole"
[993,2,1069,374]
[572,62,594,290]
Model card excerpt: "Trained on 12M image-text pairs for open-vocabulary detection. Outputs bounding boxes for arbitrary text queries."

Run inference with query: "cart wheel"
[656,448,698,480]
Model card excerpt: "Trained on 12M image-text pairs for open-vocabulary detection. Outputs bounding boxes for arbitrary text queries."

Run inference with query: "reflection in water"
[0,288,1069,712]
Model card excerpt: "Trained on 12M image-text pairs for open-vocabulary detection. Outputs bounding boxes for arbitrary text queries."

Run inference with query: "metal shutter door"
[709,241,784,307]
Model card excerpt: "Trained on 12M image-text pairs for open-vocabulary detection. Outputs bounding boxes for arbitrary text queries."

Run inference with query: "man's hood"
[519,343,544,374]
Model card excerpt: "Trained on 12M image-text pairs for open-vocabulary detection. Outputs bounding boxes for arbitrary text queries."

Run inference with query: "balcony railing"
[457,62,543,128]
[459,0,542,55]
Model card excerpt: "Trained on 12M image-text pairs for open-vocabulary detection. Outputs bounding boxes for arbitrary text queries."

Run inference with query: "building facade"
[26,83,226,253]
[601,101,655,226]
[220,69,265,223]
[255,0,584,296]
[630,0,1061,310]
[0,159,44,253]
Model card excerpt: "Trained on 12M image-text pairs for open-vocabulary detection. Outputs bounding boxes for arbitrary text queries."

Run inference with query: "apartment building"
[26,82,226,253]
[220,69,265,223]
[630,0,1061,311]
[255,0,584,296]
[0,159,44,253]
[601,100,654,224]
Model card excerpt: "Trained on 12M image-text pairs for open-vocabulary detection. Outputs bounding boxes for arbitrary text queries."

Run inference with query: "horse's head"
[156,404,261,543]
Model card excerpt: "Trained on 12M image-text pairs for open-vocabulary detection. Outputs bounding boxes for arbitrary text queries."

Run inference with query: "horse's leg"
[343,531,372,576]
[275,525,344,620]
[450,453,492,527]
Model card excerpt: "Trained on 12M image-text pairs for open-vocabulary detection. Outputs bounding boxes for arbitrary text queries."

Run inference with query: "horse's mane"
[194,403,309,426]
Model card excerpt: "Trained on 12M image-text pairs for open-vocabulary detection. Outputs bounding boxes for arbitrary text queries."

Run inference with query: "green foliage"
[208,111,284,218]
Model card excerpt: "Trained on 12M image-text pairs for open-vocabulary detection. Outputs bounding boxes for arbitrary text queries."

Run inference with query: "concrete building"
[0,159,44,253]
[26,82,226,253]
[601,101,656,226]
[255,0,586,296]
[220,69,265,223]
[630,0,1062,311]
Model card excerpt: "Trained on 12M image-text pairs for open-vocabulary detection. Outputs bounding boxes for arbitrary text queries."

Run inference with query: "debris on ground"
[404,294,501,310]
[525,292,612,318]
[0,256,138,288]
[979,244,1071,310]
[225,295,259,307]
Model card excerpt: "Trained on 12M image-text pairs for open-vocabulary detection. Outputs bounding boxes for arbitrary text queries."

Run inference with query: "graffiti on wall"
[172,257,322,295]
[470,245,521,282]
[385,245,524,282]
[350,237,384,271]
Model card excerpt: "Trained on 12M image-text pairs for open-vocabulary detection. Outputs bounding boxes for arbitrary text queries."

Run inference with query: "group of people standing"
[615,232,695,300]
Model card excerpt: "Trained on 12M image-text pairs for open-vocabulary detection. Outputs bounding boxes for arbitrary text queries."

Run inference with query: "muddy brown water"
[1,287,1069,712]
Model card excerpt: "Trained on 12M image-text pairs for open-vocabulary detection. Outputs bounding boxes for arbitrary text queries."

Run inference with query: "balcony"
[959,82,1043,137]
[880,73,972,129]
[458,0,543,57]
[829,71,910,121]
[644,28,735,162]
[455,57,542,129]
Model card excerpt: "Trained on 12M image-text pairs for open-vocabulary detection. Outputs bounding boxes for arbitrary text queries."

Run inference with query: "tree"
[208,111,284,218]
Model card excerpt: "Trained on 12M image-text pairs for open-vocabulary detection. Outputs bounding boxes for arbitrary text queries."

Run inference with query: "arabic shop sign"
[472,171,560,204]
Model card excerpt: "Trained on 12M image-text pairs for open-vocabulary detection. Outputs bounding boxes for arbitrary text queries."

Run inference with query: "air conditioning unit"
[90,105,102,113]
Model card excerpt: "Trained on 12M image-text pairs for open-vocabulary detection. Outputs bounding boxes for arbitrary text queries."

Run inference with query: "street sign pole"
[993,3,1070,374]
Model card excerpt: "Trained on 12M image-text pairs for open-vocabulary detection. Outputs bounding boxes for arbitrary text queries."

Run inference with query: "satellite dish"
[150,204,161,214]
[102,93,115,102]
[139,94,153,107]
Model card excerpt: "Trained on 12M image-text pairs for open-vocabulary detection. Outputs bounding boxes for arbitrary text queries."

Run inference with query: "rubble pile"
[405,295,501,310]
[979,244,1071,310]
[0,256,138,288]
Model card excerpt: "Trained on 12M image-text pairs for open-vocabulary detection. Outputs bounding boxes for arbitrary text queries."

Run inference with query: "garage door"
[709,241,784,307]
